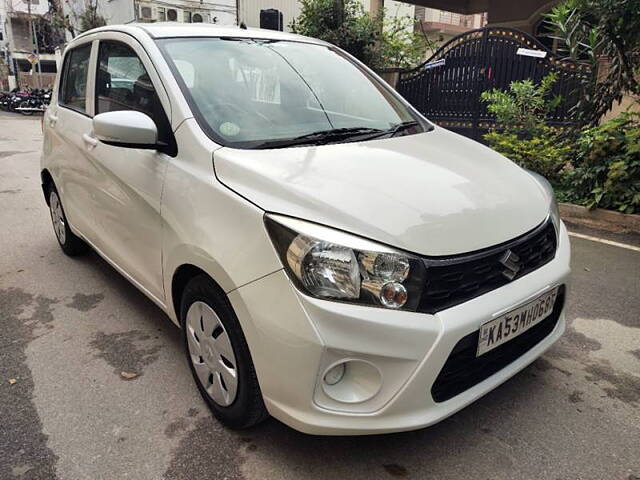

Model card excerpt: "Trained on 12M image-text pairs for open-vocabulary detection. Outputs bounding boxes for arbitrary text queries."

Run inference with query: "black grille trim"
[431,286,565,403]
[417,219,557,314]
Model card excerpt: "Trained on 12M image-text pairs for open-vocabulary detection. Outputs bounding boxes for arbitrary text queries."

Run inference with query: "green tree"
[290,0,428,70]
[377,15,432,70]
[78,0,106,33]
[290,0,380,66]
[544,0,640,125]
[50,0,106,38]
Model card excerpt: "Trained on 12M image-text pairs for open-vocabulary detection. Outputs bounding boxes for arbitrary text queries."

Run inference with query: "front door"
[82,35,175,302]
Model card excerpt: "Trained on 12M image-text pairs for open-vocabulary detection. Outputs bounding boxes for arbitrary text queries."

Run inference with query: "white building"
[1,0,58,90]
[64,0,236,35]
[415,6,486,53]
[238,0,417,33]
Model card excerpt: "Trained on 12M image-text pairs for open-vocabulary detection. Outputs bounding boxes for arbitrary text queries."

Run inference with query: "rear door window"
[60,43,92,113]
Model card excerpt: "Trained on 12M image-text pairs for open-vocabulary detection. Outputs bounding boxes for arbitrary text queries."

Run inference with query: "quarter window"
[60,43,92,113]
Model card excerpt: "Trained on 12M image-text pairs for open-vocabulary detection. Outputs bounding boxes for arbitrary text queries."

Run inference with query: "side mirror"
[93,110,158,149]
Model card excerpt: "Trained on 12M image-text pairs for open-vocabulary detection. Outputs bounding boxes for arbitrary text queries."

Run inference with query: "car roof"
[73,23,328,46]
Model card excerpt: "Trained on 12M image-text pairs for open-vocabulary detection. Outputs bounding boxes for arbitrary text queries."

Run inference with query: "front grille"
[417,219,557,314]
[431,286,565,403]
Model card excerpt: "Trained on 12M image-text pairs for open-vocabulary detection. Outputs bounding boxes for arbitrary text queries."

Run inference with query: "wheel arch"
[170,263,230,327]
[41,168,54,206]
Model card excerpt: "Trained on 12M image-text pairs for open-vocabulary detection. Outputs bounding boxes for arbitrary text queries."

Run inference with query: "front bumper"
[228,222,571,435]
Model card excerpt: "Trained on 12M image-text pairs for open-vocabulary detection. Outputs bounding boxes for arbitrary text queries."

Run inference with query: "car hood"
[213,127,550,256]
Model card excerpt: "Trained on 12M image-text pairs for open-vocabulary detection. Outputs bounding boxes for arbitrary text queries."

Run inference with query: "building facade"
[415,6,486,54]
[1,0,59,90]
[63,0,236,34]
[238,0,420,33]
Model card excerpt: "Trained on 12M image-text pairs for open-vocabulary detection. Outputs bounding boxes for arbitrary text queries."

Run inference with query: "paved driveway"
[1,112,639,480]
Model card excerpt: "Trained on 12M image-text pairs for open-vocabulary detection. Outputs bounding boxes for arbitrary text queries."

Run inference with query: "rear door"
[46,39,97,239]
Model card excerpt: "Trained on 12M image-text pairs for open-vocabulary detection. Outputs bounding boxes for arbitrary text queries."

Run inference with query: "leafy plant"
[376,16,432,70]
[562,112,640,213]
[481,74,570,183]
[544,0,640,125]
[484,128,571,182]
[290,0,429,70]
[482,73,562,135]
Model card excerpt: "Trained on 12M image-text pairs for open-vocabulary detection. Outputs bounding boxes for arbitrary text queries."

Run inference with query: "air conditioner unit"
[139,5,153,20]
[167,8,179,21]
[138,4,183,22]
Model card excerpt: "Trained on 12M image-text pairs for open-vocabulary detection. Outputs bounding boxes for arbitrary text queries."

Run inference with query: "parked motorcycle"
[15,89,51,115]
[0,89,31,112]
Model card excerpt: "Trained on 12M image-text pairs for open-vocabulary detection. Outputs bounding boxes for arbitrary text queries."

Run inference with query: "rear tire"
[47,184,88,256]
[181,275,268,429]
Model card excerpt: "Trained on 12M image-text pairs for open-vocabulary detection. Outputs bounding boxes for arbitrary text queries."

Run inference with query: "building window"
[157,7,166,22]
[167,8,178,21]
[192,13,203,23]
[184,11,192,22]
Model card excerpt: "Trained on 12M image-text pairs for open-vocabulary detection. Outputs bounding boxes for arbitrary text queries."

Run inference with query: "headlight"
[527,170,561,239]
[264,214,426,310]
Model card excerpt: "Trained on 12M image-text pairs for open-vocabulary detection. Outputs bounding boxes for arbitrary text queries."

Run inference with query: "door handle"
[48,113,58,126]
[82,133,98,148]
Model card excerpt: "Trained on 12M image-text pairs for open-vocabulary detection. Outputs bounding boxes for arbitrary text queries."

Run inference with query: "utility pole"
[27,0,42,88]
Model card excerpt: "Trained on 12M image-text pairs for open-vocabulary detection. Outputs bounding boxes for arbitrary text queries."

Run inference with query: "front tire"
[19,100,33,116]
[181,275,268,429]
[48,185,88,256]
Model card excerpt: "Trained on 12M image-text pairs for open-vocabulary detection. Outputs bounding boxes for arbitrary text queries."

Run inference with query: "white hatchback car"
[41,23,570,435]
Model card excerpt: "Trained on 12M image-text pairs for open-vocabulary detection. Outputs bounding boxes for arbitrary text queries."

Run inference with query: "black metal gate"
[396,27,591,141]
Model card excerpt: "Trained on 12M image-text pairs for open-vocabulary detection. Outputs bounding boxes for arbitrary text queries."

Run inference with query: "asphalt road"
[1,112,639,480]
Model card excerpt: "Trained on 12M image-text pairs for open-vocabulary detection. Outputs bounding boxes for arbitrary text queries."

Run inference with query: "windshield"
[157,37,427,149]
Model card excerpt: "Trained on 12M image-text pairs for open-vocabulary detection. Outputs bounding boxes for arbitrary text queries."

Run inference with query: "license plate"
[477,287,559,357]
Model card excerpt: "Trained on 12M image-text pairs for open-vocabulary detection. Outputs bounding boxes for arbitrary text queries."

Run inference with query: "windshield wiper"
[362,120,423,141]
[387,120,420,137]
[252,127,385,149]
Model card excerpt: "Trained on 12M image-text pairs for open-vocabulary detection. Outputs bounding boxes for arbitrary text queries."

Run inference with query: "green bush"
[481,68,640,214]
[562,112,640,213]
[481,74,570,184]
[483,128,571,183]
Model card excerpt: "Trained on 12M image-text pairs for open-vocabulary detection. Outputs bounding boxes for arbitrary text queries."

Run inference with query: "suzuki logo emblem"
[499,250,521,281]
